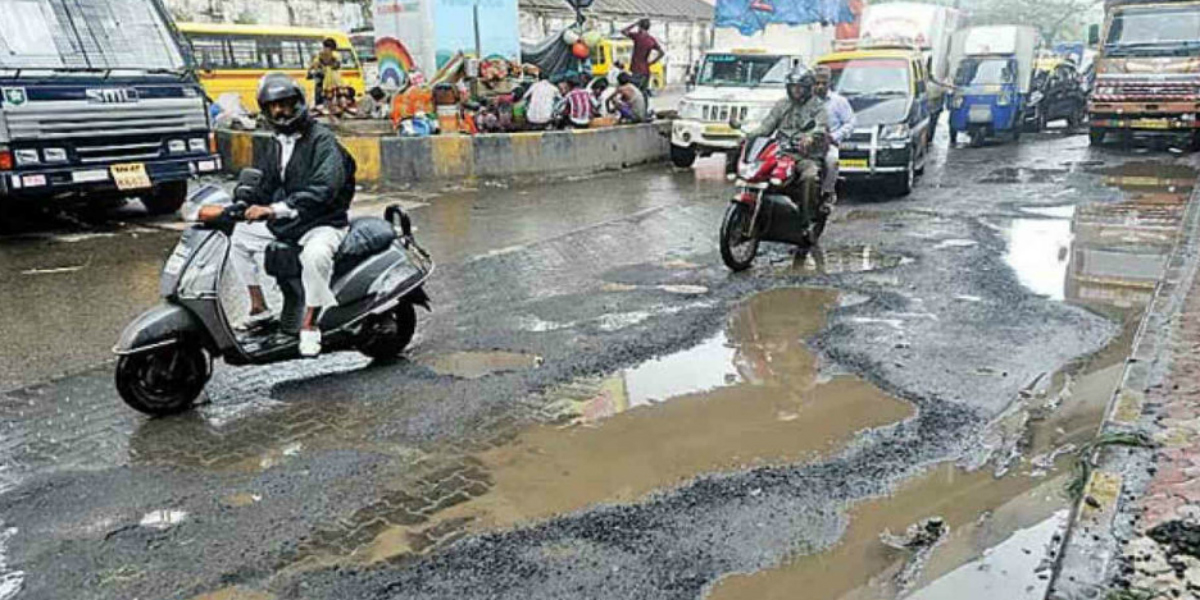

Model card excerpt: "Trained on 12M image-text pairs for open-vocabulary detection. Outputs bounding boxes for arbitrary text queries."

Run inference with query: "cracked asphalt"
[1,124,1197,600]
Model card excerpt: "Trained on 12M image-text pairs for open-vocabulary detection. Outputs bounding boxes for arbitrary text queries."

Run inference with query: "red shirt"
[628,30,660,76]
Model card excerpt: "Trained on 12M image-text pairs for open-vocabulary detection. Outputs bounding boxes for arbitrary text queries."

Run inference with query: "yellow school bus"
[176,23,365,112]
[591,38,666,90]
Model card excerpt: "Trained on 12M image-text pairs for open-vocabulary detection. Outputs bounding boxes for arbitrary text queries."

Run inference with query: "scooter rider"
[231,73,353,357]
[746,65,829,239]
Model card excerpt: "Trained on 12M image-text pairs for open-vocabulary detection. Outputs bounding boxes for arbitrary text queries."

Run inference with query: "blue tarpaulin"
[715,0,854,36]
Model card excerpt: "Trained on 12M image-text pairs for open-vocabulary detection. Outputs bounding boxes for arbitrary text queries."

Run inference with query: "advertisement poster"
[432,0,520,69]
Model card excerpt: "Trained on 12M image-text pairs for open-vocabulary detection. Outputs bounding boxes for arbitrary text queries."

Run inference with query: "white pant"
[823,145,839,195]
[231,222,347,309]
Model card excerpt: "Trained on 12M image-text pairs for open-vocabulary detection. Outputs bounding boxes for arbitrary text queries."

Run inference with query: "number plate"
[110,163,152,191]
[1132,118,1170,130]
[704,124,737,135]
[839,158,869,169]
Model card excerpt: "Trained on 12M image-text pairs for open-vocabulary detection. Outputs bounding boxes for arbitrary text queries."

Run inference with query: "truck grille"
[1092,81,1200,102]
[4,98,208,142]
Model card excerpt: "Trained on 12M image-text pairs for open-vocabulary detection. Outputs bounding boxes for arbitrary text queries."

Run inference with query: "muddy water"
[781,246,906,276]
[421,351,543,380]
[706,162,1196,600]
[360,288,914,561]
[185,587,274,600]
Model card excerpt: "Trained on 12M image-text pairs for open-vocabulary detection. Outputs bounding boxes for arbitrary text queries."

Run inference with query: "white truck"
[670,26,835,169]
[858,2,964,126]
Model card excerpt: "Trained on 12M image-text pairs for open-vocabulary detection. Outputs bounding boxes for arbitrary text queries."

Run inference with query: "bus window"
[279,39,306,69]
[229,37,262,68]
[191,35,228,69]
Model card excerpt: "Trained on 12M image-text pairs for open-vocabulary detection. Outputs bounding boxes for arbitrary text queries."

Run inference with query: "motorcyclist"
[229,73,353,357]
[746,65,829,241]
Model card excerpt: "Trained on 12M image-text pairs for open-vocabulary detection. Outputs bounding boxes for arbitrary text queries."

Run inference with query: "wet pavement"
[1,126,1198,600]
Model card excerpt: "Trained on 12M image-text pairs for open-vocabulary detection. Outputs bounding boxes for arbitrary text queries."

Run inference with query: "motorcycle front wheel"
[116,342,210,416]
[720,202,759,272]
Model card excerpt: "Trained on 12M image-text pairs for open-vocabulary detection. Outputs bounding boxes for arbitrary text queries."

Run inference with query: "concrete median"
[216,123,670,189]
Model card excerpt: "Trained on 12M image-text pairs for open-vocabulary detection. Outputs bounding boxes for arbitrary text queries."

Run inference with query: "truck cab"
[817,46,934,196]
[670,50,803,168]
[0,0,220,216]
[1088,0,1200,147]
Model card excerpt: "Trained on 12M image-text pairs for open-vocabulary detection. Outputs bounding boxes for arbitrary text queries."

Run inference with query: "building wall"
[164,0,368,29]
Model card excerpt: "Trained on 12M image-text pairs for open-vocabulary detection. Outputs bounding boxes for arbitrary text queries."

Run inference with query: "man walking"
[814,66,855,204]
[621,18,663,95]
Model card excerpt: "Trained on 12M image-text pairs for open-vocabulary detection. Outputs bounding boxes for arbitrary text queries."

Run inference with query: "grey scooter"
[113,169,434,416]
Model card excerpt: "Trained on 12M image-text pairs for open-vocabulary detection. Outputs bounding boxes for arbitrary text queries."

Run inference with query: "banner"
[715,0,855,36]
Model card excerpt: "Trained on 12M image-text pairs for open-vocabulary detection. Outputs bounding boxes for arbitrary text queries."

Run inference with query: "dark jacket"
[253,119,353,241]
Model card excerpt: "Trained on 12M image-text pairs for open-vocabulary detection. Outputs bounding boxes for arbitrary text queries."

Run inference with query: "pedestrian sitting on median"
[608,72,648,124]
[230,73,354,357]
[555,78,596,129]
[522,73,560,130]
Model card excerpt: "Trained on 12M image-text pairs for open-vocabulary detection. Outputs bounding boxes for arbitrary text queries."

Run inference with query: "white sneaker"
[299,330,322,357]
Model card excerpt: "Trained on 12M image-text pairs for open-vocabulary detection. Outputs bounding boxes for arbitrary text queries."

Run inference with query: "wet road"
[1,125,1198,600]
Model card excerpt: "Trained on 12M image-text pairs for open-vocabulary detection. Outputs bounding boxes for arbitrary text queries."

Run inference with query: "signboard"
[715,0,854,36]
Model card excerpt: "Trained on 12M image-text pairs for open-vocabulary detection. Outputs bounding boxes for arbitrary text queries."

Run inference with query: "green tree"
[960,0,1101,43]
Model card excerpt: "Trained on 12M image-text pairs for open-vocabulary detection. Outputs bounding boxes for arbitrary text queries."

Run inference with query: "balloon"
[582,31,603,49]
[562,28,580,45]
[572,41,590,59]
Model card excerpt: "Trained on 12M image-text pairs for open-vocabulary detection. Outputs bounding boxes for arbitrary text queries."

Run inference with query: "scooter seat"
[263,218,398,281]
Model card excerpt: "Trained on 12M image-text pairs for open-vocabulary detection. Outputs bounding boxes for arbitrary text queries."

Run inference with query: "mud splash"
[354,288,913,562]
[421,351,543,380]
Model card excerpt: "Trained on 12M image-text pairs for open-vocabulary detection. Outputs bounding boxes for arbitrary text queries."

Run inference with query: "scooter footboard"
[114,303,209,356]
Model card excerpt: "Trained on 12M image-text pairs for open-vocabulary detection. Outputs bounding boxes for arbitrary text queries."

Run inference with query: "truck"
[670,25,836,169]
[0,0,221,218]
[1087,0,1200,147]
[947,25,1039,145]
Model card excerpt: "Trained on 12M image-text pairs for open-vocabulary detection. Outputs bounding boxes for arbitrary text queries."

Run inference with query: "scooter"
[719,131,828,272]
[113,169,434,416]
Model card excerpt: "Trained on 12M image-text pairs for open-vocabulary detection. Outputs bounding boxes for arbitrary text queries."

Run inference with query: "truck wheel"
[670,144,697,169]
[1089,127,1106,146]
[143,181,189,216]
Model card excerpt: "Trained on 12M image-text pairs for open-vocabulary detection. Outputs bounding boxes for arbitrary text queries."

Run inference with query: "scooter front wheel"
[116,343,210,416]
[357,302,417,360]
[720,203,759,272]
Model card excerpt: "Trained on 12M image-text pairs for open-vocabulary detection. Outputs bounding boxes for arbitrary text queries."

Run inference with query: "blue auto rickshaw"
[947,26,1037,147]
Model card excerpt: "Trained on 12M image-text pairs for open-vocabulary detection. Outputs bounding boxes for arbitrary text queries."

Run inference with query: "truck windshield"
[697,54,791,87]
[832,59,910,97]
[955,58,1015,86]
[0,0,185,71]
[1106,5,1200,56]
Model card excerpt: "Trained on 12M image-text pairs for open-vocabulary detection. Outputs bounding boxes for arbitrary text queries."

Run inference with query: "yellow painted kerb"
[338,136,381,183]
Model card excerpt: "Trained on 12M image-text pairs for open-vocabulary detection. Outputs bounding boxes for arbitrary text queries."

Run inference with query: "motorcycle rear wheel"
[357,302,417,360]
[116,343,210,417]
[720,203,759,272]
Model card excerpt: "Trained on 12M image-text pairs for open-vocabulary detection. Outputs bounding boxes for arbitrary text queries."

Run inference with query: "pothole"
[421,351,543,380]
[979,167,1069,185]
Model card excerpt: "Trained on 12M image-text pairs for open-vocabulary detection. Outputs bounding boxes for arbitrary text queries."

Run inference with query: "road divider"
[216,123,671,189]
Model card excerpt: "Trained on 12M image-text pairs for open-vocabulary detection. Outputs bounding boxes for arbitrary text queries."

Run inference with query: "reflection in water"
[354,288,913,562]
[1004,207,1075,301]
[787,246,906,276]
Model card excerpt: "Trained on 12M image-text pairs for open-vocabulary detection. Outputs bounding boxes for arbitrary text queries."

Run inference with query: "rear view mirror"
[1088,24,1101,46]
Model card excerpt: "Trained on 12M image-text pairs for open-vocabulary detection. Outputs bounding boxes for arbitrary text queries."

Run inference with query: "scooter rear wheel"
[116,343,210,416]
[357,302,417,360]
[720,203,759,272]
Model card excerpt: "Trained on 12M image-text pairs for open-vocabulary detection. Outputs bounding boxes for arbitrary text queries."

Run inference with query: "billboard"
[715,0,855,36]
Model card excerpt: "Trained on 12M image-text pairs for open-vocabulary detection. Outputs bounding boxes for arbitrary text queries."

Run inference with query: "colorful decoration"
[562,28,581,45]
[581,30,603,49]
[376,36,417,90]
[571,41,590,59]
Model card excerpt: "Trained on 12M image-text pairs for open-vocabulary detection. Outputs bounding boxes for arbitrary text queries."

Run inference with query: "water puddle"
[421,351,543,380]
[348,288,913,563]
[139,509,188,530]
[1004,206,1075,301]
[979,167,1069,185]
[781,246,907,276]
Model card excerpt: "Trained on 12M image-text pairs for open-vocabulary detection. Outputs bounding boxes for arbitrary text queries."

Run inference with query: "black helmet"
[256,73,308,134]
[786,65,816,103]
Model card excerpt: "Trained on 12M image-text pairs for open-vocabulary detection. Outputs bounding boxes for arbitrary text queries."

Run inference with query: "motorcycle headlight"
[738,161,760,180]
[880,123,909,140]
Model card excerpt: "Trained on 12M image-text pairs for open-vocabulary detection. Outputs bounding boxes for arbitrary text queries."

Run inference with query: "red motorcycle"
[719,132,828,272]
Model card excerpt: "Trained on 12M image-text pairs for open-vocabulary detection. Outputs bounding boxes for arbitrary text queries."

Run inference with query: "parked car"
[1025,58,1087,132]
